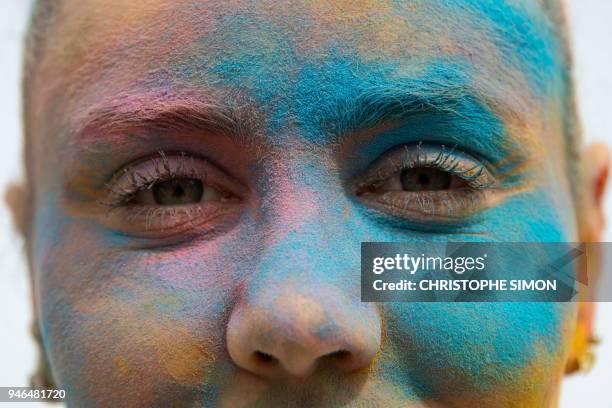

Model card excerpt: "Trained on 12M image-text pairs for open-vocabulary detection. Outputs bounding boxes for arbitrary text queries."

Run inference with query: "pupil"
[153,178,204,205]
[173,185,185,198]
[418,173,430,187]
[400,168,452,191]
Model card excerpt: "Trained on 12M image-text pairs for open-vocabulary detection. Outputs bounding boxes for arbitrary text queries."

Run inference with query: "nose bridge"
[254,157,357,286]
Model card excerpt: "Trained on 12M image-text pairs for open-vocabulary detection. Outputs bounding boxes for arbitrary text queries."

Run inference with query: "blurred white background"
[0,1,610,407]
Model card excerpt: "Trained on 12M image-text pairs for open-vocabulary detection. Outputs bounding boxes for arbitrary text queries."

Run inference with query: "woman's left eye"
[383,167,469,192]
[355,143,500,222]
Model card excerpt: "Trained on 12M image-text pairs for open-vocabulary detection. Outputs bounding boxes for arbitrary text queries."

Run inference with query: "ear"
[4,181,35,309]
[4,182,29,238]
[566,143,609,374]
[579,143,609,242]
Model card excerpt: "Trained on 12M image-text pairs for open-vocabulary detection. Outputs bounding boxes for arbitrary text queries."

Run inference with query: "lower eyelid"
[102,200,242,239]
[360,189,501,221]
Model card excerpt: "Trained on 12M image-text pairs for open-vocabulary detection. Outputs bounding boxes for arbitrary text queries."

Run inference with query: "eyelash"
[99,151,242,236]
[102,151,197,207]
[99,143,499,237]
[355,142,500,222]
[356,142,495,192]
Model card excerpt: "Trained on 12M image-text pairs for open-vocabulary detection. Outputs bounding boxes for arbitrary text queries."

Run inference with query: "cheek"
[33,203,250,404]
[380,303,575,402]
[351,188,577,402]
[53,294,222,405]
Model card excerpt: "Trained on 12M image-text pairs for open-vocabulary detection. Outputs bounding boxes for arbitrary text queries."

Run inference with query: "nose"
[226,287,381,379]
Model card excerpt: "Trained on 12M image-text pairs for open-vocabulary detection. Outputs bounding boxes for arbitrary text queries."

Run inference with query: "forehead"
[35,0,565,144]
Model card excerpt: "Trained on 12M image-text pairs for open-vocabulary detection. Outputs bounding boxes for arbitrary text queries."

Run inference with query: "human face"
[28,0,577,406]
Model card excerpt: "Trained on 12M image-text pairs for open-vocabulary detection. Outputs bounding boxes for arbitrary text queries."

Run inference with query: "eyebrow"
[311,67,534,165]
[323,78,525,140]
[69,91,264,148]
[69,67,527,155]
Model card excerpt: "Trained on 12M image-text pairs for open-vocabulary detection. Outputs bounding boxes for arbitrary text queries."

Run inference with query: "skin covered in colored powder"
[25,0,584,406]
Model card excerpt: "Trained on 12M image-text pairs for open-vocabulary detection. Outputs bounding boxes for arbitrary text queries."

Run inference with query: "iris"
[152,178,204,205]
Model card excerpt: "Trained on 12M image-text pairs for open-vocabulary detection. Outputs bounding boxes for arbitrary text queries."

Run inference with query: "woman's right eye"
[100,152,245,238]
[150,178,205,205]
[130,177,224,206]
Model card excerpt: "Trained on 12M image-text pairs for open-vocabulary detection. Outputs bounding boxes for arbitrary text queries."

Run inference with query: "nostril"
[323,349,351,361]
[317,349,353,371]
[253,350,279,365]
[318,349,370,373]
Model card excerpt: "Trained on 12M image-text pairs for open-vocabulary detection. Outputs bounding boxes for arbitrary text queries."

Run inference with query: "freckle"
[113,356,131,378]
[342,204,350,219]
